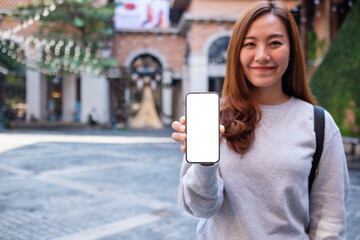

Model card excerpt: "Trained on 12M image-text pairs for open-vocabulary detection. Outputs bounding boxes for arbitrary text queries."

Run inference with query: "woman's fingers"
[172,117,186,152]
[220,125,225,135]
[179,116,186,124]
[171,120,185,133]
[180,145,186,153]
[171,132,186,143]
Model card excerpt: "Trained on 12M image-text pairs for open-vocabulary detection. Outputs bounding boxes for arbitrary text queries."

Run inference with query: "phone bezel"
[185,92,220,164]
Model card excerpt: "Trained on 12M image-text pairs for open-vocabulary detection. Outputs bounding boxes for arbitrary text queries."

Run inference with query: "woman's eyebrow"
[244,34,286,40]
[244,36,256,40]
[268,34,286,40]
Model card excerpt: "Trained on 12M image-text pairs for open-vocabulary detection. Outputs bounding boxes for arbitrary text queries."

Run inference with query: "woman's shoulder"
[292,97,340,141]
[289,96,313,109]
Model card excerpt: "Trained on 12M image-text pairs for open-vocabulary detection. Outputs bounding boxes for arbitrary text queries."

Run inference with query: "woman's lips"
[251,66,276,72]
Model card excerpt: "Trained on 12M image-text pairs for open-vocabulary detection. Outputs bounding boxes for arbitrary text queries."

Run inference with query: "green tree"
[310,1,360,137]
[8,0,119,76]
[0,49,25,75]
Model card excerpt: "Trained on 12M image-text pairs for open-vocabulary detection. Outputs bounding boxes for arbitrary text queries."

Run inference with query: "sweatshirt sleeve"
[178,156,224,218]
[308,112,350,239]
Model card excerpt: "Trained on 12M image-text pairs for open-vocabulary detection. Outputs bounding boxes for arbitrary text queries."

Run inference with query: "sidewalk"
[0,129,198,240]
[0,129,359,239]
[2,124,174,137]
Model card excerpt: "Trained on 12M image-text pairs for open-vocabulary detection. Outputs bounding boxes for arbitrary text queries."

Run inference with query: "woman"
[172,1,349,239]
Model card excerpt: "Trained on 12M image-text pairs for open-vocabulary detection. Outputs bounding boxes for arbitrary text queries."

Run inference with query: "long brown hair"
[221,1,317,154]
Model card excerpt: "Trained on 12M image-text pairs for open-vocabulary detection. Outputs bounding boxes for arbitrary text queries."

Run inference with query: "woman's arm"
[308,113,350,239]
[172,116,225,218]
[178,157,224,218]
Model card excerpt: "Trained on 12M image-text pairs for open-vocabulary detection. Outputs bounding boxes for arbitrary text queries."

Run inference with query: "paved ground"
[0,128,359,240]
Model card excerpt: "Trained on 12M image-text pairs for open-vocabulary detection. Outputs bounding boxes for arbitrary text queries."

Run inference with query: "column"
[187,53,208,92]
[62,74,76,122]
[80,73,109,124]
[161,69,172,125]
[25,69,43,122]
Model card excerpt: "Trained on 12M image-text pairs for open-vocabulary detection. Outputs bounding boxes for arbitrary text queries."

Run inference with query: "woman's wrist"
[200,163,215,166]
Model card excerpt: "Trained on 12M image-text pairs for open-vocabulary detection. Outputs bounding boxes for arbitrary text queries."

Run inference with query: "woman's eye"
[270,41,283,46]
[243,42,255,47]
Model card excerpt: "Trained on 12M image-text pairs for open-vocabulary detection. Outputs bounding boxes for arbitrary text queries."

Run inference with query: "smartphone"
[185,92,220,163]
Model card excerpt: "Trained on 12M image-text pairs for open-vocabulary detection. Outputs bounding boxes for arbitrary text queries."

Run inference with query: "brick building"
[0,0,353,128]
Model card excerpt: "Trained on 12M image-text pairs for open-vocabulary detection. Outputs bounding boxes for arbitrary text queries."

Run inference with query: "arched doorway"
[129,54,163,128]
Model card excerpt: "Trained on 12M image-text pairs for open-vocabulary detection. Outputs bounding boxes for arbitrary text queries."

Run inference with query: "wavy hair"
[221,1,317,154]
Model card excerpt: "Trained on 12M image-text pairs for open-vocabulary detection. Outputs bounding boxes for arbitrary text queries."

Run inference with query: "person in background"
[171,1,349,239]
[89,107,99,126]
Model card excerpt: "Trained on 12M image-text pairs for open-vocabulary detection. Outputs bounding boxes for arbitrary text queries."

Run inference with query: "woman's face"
[240,13,290,93]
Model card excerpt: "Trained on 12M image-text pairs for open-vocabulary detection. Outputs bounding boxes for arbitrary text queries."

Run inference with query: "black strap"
[309,105,325,194]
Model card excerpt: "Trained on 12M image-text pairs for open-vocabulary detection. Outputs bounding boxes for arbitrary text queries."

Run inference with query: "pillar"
[25,69,43,122]
[161,69,172,125]
[80,73,109,124]
[187,53,208,92]
[62,74,76,122]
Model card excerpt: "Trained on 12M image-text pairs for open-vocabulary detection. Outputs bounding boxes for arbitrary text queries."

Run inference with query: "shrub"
[310,0,360,137]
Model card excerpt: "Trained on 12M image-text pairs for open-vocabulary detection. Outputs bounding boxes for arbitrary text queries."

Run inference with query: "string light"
[0,0,104,77]
[10,2,60,34]
[0,32,103,76]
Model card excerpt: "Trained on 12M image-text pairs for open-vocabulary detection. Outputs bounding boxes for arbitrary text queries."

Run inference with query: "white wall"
[187,53,208,92]
[25,70,42,122]
[62,74,76,122]
[80,74,109,124]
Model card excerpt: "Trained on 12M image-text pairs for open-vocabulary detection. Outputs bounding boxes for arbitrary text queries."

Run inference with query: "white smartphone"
[185,92,220,163]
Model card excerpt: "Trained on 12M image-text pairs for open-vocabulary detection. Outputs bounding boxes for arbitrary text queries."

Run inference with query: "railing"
[343,136,360,156]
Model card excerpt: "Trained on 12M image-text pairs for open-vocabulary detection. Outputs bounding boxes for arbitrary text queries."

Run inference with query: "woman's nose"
[254,46,270,63]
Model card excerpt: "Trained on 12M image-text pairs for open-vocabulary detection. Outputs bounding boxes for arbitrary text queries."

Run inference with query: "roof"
[0,0,37,11]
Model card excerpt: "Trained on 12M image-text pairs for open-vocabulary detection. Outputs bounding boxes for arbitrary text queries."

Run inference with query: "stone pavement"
[0,128,359,240]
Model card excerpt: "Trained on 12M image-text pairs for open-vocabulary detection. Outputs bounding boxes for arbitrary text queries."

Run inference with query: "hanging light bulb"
[43,9,50,17]
[49,4,56,11]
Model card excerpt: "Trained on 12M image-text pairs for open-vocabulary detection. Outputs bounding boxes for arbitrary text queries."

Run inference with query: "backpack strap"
[309,105,325,194]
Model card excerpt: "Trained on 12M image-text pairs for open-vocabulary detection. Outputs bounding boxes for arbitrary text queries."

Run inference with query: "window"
[208,37,230,65]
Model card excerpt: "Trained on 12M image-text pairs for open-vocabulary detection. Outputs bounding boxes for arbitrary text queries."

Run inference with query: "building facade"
[0,0,353,128]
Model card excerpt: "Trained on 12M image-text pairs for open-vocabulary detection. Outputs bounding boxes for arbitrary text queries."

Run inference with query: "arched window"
[208,36,230,65]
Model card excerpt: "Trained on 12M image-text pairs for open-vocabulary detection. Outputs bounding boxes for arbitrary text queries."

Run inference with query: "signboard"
[114,0,170,29]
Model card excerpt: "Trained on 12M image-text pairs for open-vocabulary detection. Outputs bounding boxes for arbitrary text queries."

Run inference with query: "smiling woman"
[172,1,349,239]
[240,13,290,105]
[221,0,316,155]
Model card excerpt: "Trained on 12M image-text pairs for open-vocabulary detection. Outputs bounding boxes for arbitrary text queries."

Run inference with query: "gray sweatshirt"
[178,97,349,240]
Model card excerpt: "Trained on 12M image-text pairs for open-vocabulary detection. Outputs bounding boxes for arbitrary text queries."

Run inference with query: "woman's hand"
[171,116,225,153]
[171,116,187,153]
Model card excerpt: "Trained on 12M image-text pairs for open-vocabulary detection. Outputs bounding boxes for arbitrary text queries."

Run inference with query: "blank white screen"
[186,92,219,163]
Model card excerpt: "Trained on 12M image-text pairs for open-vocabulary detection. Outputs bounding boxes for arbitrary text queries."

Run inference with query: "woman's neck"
[252,88,290,105]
